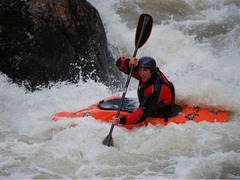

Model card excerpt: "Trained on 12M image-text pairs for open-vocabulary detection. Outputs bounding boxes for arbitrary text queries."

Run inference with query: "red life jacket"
[116,57,175,125]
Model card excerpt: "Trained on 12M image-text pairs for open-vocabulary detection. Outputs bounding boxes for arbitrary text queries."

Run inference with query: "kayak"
[52,96,228,130]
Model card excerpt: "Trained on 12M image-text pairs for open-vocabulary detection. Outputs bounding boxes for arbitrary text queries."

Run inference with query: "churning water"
[1,0,240,179]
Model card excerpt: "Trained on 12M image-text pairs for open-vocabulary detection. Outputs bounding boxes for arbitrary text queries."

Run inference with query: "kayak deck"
[52,96,228,129]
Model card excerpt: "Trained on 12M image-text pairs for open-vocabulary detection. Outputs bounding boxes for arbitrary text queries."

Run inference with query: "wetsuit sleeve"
[116,57,139,79]
[119,83,162,125]
[116,56,130,72]
[119,107,143,125]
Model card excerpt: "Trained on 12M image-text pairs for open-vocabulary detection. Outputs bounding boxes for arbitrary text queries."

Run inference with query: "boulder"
[0,0,122,91]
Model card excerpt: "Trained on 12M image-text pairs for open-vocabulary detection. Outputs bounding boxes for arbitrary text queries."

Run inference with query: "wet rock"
[0,0,122,91]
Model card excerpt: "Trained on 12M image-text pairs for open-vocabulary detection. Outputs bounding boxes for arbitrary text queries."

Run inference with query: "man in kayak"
[111,56,175,125]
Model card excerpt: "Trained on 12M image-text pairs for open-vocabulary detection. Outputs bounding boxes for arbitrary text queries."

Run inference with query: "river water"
[1,0,240,179]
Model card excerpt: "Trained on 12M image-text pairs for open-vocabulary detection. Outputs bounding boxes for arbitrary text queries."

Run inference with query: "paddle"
[103,14,153,147]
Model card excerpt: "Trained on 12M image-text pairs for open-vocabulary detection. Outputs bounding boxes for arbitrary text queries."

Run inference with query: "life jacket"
[116,57,175,125]
[137,68,175,109]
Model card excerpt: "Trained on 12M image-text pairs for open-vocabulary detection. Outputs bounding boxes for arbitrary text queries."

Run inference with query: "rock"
[0,0,122,91]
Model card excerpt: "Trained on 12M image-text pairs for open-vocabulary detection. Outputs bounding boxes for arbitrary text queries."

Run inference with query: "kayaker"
[111,56,175,125]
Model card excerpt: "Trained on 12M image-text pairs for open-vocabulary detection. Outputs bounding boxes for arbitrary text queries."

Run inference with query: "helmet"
[138,56,156,70]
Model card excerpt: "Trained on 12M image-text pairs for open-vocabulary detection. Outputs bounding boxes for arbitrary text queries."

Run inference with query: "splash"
[1,0,240,179]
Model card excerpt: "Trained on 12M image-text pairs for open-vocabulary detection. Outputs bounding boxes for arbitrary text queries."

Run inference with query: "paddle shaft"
[104,15,152,146]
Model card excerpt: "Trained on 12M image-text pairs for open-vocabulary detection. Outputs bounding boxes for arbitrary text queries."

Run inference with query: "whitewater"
[1,0,240,179]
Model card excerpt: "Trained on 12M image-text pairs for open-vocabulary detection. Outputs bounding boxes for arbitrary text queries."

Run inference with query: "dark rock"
[0,0,122,91]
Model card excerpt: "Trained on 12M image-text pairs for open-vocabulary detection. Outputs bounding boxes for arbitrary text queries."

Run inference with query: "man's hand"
[110,116,121,125]
[129,57,138,67]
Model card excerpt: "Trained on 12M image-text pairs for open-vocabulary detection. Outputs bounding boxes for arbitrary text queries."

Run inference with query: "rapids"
[1,0,240,179]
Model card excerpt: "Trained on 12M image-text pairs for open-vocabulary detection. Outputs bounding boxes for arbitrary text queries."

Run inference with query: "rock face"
[0,0,122,91]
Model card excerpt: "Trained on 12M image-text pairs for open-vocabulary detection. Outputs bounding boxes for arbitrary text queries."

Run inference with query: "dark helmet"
[138,56,156,70]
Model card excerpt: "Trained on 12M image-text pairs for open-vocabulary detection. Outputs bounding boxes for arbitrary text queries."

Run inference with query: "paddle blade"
[135,14,153,49]
[103,134,114,147]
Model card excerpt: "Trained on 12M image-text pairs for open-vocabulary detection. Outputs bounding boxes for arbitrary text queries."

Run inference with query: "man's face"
[138,68,152,82]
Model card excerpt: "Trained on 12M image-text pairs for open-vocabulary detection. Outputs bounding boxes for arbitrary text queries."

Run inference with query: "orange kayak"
[52,96,228,129]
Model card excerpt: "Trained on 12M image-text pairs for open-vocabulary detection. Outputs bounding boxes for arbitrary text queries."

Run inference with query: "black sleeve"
[116,57,139,79]
[116,57,130,73]
[136,81,162,124]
